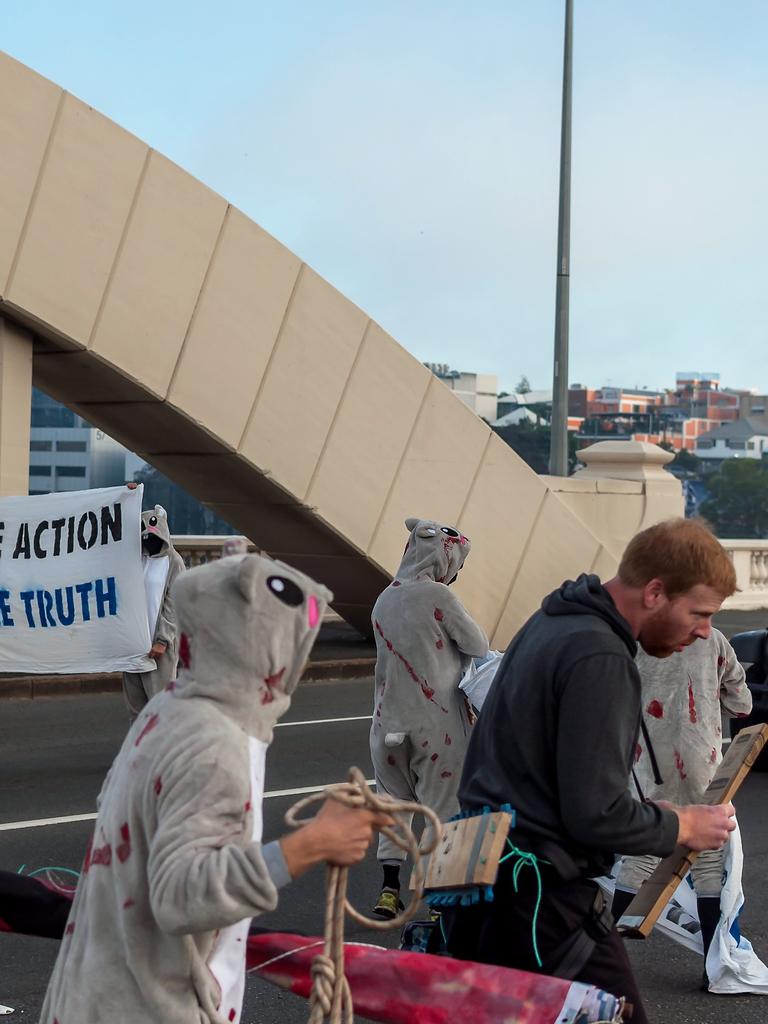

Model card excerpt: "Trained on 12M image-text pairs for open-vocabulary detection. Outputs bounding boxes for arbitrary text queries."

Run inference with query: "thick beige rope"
[285,766,442,1024]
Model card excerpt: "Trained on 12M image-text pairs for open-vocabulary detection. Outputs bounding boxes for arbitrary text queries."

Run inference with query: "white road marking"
[0,780,376,832]
[276,714,371,728]
[0,812,97,832]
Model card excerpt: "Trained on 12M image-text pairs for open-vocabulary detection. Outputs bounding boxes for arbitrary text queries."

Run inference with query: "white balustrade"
[720,541,768,610]
[171,536,256,568]
[172,535,768,611]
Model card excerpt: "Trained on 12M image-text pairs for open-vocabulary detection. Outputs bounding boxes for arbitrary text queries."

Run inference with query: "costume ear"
[154,505,167,518]
[405,517,420,532]
[237,555,261,603]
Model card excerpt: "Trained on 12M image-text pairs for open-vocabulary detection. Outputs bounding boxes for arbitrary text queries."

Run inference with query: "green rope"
[498,841,550,968]
[17,865,80,884]
[27,867,80,881]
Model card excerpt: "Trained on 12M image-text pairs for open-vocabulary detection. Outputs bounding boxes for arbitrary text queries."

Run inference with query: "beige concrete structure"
[0,319,32,496]
[543,441,684,559]
[0,52,681,640]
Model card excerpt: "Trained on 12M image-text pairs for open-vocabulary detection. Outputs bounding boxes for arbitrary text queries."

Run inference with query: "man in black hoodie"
[444,519,737,1023]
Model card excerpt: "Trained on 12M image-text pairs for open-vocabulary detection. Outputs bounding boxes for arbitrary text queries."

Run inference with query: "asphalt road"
[2,677,767,1024]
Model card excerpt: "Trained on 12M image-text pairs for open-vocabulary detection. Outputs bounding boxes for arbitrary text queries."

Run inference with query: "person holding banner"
[122,497,185,720]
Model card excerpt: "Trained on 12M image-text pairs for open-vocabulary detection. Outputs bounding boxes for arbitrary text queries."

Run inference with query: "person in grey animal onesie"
[611,627,752,988]
[369,517,488,918]
[41,553,388,1024]
[121,505,185,721]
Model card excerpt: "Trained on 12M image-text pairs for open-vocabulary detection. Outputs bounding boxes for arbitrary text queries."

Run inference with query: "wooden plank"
[411,812,513,891]
[620,723,768,938]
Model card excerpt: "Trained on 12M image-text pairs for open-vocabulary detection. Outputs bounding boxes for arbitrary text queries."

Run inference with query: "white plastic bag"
[459,650,505,713]
[599,823,768,994]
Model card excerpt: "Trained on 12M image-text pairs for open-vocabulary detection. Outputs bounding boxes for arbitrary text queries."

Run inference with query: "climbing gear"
[542,886,614,980]
[422,805,516,909]
[284,766,441,1024]
[498,840,551,967]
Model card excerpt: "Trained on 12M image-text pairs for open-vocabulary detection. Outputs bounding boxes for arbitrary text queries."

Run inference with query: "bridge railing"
[171,535,256,567]
[172,535,768,612]
[721,541,768,611]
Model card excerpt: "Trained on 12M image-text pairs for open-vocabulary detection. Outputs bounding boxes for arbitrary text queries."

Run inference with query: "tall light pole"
[549,0,573,476]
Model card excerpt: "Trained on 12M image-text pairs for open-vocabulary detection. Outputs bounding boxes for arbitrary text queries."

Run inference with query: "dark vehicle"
[729,629,768,772]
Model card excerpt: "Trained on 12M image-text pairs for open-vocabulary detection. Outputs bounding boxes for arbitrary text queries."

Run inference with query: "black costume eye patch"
[266,576,304,607]
[440,527,460,538]
[148,515,158,527]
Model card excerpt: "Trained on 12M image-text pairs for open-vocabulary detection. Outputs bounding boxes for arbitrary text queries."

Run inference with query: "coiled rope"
[284,766,442,1024]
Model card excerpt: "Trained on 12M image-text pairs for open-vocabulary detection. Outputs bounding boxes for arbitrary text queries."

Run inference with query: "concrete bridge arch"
[0,51,625,641]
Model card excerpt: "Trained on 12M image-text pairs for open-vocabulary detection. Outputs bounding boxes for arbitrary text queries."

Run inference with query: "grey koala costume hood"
[41,553,332,1024]
[122,505,185,719]
[370,517,488,862]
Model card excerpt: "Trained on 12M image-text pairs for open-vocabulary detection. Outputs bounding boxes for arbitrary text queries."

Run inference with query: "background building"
[694,418,768,467]
[423,364,499,420]
[29,389,139,494]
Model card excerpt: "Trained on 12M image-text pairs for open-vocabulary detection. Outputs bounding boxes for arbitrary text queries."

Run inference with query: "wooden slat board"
[410,811,513,891]
[620,723,768,938]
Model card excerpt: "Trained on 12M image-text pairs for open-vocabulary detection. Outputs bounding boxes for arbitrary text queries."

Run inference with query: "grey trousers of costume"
[616,846,725,898]
[121,648,177,722]
[372,728,468,862]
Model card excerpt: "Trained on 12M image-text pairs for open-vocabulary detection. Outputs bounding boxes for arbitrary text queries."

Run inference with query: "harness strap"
[639,716,664,786]
[541,887,614,980]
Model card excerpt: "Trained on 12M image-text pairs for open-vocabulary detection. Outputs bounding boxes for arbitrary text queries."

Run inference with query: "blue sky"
[3,1,768,394]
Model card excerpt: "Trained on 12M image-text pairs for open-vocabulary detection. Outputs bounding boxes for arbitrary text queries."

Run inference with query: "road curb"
[0,659,375,700]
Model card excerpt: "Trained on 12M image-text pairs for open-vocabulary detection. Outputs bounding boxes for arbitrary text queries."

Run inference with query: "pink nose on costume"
[308,595,320,628]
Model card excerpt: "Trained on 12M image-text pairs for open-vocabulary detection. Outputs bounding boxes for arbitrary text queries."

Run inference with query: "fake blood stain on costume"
[688,677,698,723]
[374,619,441,707]
[116,824,131,863]
[178,632,191,669]
[264,667,285,690]
[134,712,160,747]
[646,699,664,719]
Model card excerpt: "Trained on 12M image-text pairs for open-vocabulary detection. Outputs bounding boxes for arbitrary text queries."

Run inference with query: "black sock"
[697,896,721,964]
[382,864,401,891]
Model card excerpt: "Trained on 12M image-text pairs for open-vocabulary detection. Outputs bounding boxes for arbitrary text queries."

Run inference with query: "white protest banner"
[0,485,154,674]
